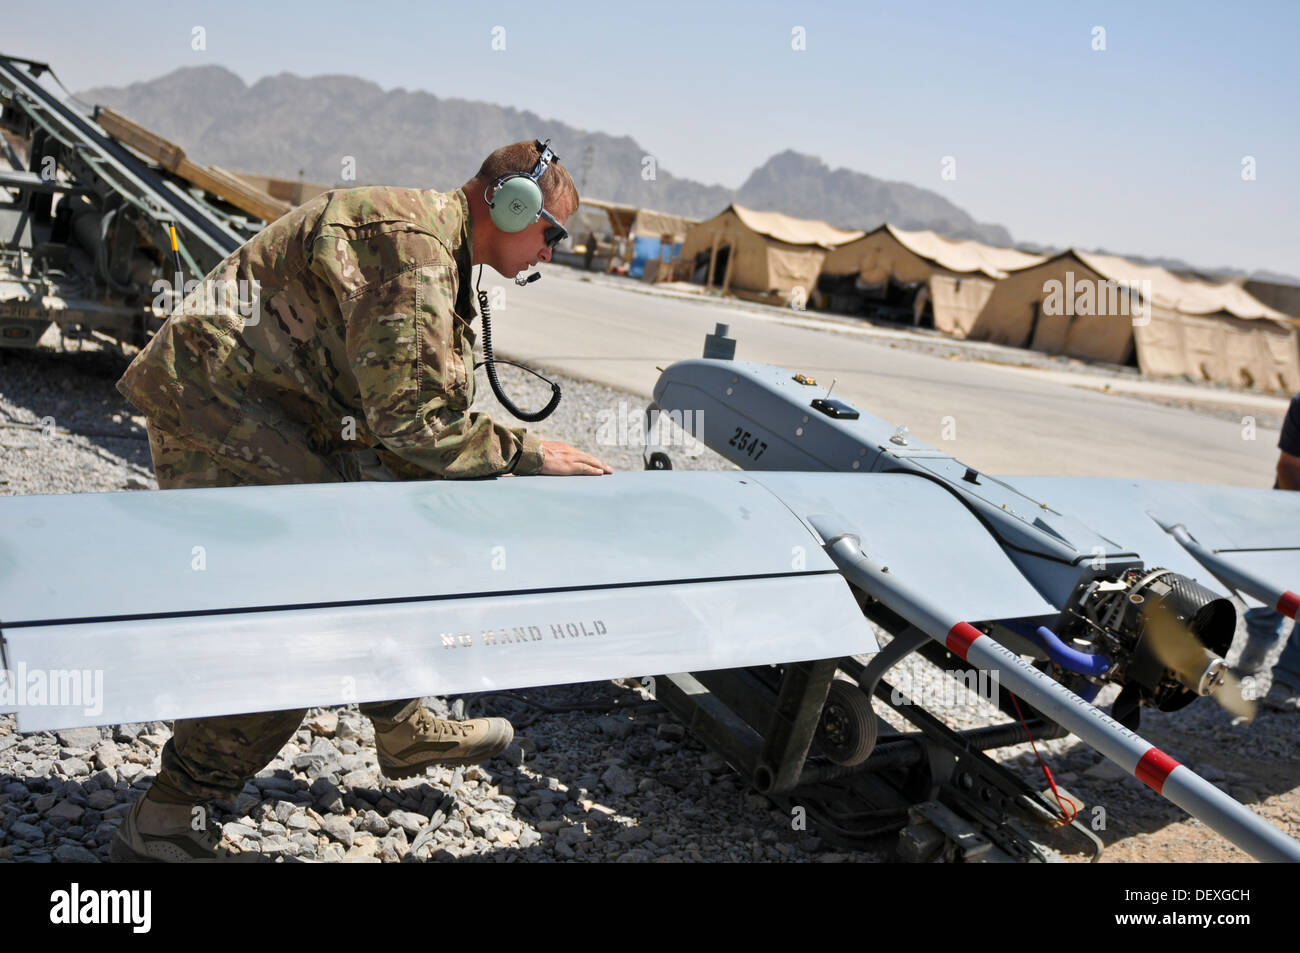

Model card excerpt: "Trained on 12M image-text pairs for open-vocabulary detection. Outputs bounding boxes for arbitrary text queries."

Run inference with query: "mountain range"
[79,66,1296,285]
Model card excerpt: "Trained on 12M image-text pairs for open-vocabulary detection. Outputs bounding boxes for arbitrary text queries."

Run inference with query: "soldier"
[111,140,611,862]
[1235,391,1300,711]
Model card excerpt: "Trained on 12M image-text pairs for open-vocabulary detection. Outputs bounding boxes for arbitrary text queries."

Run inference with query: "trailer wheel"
[817,678,878,766]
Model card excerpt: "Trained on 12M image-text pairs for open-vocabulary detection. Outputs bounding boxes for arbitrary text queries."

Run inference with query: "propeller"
[1142,599,1256,721]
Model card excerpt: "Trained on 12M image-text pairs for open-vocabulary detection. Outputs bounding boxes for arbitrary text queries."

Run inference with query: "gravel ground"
[1,326,1297,864]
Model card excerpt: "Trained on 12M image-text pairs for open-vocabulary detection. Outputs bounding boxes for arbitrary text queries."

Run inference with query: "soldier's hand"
[539,441,613,475]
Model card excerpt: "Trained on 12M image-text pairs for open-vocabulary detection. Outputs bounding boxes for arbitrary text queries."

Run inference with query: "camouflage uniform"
[119,186,542,805]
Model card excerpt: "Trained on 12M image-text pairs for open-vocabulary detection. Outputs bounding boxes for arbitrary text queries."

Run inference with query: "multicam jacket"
[117,186,544,484]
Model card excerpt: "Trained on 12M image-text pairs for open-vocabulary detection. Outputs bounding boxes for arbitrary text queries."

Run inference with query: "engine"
[1052,567,1236,712]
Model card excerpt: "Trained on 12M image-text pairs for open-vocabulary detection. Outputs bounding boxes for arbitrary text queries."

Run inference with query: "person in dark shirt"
[1237,393,1300,710]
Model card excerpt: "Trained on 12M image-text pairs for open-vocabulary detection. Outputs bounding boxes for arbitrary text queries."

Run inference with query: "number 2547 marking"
[728,426,767,460]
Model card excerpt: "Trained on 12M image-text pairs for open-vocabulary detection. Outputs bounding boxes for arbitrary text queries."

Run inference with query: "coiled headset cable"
[474,265,562,422]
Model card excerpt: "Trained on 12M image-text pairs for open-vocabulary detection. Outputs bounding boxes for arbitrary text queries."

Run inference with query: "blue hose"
[1003,621,1112,678]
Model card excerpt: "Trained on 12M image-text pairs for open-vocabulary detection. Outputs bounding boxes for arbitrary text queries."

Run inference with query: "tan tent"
[821,224,1045,336]
[676,205,863,306]
[971,250,1300,391]
[579,198,696,242]
[1240,278,1300,320]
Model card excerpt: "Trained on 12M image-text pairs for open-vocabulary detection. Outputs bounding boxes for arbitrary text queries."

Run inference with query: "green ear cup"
[489,175,543,232]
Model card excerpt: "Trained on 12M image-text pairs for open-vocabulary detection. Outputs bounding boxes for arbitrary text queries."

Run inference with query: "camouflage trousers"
[144,423,419,805]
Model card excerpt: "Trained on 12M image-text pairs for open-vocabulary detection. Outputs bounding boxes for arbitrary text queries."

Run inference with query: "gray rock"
[94,820,121,841]
[338,753,370,773]
[388,810,427,835]
[91,743,121,770]
[309,777,341,798]
[48,800,85,822]
[11,821,44,841]
[616,849,653,863]
[656,723,686,741]
[53,844,100,863]
[55,728,101,748]
[362,810,389,835]
[557,824,589,846]
[321,816,355,847]
[517,827,542,849]
[304,711,339,737]
[341,770,373,791]
[417,794,445,817]
[615,826,651,845]
[235,793,261,815]
[597,716,633,740]
[600,765,637,796]
[55,758,90,778]
[113,724,146,743]
[255,776,297,794]
[261,835,294,854]
[222,822,260,841]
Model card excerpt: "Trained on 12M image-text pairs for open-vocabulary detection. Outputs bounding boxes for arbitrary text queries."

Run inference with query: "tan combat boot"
[374,706,514,779]
[110,790,251,863]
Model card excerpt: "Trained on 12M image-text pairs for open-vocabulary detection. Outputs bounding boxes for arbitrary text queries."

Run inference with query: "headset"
[484,138,569,249]
[475,138,566,424]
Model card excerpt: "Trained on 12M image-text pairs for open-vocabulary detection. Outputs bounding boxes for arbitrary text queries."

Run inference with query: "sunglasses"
[539,208,569,250]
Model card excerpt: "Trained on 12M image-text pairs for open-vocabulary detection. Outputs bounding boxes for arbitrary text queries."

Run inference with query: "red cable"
[1007,691,1078,825]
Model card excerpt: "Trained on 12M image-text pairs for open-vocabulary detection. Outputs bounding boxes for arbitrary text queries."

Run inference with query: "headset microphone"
[515,272,542,287]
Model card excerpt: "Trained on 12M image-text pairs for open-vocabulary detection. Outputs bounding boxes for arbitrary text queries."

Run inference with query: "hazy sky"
[9,1,1299,275]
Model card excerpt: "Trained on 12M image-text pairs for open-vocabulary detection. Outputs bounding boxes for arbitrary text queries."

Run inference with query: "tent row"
[656,203,1298,393]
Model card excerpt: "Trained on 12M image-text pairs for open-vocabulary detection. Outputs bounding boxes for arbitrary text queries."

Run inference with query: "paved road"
[483,268,1285,485]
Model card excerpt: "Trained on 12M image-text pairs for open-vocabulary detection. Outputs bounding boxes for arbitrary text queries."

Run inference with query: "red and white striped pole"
[1153,516,1298,620]
[812,520,1300,863]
